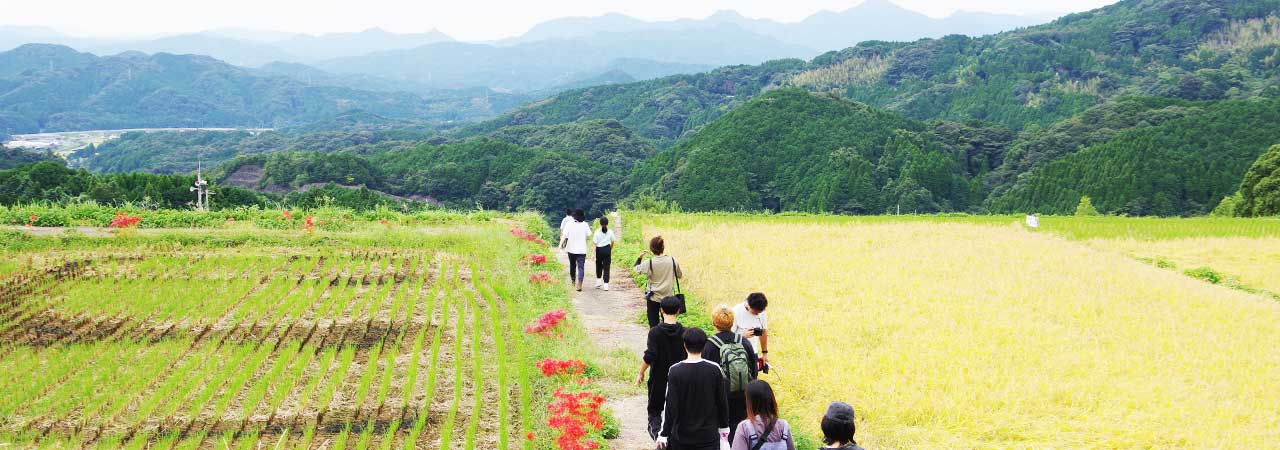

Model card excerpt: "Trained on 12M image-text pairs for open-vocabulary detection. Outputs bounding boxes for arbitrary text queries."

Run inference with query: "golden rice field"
[643,217,1280,449]
[1089,237,1280,294]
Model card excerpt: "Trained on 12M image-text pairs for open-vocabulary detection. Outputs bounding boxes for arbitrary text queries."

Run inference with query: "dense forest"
[627,89,971,213]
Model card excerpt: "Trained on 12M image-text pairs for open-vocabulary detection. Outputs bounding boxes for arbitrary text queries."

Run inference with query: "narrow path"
[555,249,653,450]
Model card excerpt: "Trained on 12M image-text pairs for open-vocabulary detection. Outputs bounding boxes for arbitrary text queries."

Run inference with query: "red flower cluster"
[537,358,588,377]
[303,216,315,233]
[525,309,568,336]
[282,209,294,221]
[109,211,141,228]
[527,254,548,265]
[511,228,547,245]
[379,219,391,227]
[28,215,39,225]
[546,388,606,450]
[529,272,555,285]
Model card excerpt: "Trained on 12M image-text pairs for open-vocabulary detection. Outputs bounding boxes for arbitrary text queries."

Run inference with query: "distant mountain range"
[0,0,1053,93]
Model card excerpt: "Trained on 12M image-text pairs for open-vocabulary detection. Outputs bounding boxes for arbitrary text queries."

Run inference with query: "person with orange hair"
[703,304,758,440]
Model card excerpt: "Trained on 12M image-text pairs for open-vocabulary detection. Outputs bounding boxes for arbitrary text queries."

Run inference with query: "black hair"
[682,327,707,353]
[599,216,609,233]
[820,417,855,446]
[745,380,779,423]
[573,209,586,222]
[747,292,768,312]
[660,295,683,315]
[565,208,573,216]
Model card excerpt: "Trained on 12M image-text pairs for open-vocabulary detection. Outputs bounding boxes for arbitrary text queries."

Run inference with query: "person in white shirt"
[592,216,619,290]
[559,208,574,243]
[732,292,770,370]
[563,209,592,291]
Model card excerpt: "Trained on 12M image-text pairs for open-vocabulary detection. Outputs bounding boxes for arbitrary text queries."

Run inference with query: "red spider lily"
[546,388,606,450]
[282,209,293,221]
[527,432,535,441]
[379,219,391,227]
[510,228,548,245]
[525,309,568,336]
[537,358,588,377]
[109,211,141,228]
[303,216,315,233]
[529,272,555,285]
[28,215,39,225]
[527,254,548,265]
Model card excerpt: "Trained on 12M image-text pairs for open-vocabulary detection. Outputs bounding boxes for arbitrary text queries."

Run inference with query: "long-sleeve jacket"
[659,358,729,448]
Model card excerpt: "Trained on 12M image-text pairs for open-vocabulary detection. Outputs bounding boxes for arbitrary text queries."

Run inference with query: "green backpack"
[709,334,751,393]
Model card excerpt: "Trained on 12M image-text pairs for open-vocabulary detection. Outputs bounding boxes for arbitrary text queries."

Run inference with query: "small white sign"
[1025,215,1040,228]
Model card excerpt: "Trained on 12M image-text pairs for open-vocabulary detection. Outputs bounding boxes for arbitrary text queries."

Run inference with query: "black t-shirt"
[660,359,729,447]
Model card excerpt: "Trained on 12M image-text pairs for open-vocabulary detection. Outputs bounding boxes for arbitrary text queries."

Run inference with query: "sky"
[0,0,1119,42]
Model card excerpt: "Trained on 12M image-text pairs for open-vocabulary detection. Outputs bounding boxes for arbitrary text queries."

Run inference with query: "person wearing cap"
[638,296,687,440]
[657,327,730,450]
[820,402,865,450]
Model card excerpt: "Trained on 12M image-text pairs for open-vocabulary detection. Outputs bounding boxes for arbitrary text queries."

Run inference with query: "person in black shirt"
[638,296,686,440]
[657,327,730,450]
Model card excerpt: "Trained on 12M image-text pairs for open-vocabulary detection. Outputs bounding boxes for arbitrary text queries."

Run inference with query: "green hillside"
[629,89,972,213]
[988,97,1280,215]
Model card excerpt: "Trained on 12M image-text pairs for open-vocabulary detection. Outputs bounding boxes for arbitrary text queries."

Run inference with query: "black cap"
[824,402,855,424]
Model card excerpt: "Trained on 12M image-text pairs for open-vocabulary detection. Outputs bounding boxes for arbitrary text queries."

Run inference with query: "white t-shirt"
[563,221,591,254]
[593,229,617,247]
[732,302,768,355]
[559,215,573,237]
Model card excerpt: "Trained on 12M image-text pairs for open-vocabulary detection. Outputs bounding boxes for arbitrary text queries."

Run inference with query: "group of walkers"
[559,210,866,450]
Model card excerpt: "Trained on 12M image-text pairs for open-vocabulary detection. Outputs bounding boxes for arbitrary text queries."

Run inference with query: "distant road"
[4,127,274,156]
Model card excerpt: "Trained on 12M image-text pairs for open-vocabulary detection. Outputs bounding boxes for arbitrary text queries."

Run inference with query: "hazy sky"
[0,0,1118,41]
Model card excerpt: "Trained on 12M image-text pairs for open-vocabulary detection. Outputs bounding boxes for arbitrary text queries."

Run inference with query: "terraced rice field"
[0,224,550,449]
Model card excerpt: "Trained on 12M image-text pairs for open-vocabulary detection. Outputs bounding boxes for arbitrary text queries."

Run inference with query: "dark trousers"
[594,245,612,282]
[567,253,585,283]
[646,299,661,328]
[727,391,747,441]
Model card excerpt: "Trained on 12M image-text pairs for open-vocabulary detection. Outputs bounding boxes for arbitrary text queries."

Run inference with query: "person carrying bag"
[633,236,684,327]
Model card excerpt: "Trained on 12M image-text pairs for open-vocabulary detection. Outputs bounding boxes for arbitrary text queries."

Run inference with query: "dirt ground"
[555,250,653,450]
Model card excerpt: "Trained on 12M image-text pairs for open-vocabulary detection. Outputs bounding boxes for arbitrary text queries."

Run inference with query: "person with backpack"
[657,327,730,450]
[819,402,865,450]
[703,304,758,441]
[561,209,591,291]
[633,236,683,327]
[730,380,796,450]
[592,216,618,291]
[638,296,687,441]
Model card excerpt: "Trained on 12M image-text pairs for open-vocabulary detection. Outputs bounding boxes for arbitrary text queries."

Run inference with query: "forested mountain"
[627,89,974,213]
[0,145,56,170]
[317,25,810,92]
[69,113,435,174]
[987,97,1280,215]
[462,60,809,147]
[0,44,448,133]
[485,0,1280,140]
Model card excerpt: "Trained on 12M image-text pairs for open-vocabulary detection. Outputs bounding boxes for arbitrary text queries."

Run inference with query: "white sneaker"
[594,281,603,288]
[602,283,610,291]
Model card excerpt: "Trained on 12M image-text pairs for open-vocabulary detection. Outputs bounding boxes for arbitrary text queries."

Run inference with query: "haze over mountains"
[0,0,1050,94]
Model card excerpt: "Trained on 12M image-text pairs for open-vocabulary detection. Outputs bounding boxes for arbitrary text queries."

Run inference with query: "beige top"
[633,255,683,301]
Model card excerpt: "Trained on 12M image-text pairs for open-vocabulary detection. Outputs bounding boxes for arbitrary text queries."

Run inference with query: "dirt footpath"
[556,249,653,450]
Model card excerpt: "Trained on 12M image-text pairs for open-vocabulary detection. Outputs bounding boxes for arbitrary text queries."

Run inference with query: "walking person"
[732,293,770,372]
[656,327,730,450]
[730,380,795,450]
[704,305,758,441]
[562,209,591,291]
[558,208,574,242]
[633,236,683,327]
[637,296,686,441]
[592,216,618,290]
[818,402,865,450]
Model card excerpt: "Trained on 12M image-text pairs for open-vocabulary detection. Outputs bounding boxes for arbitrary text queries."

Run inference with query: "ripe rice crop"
[642,216,1280,449]
[1091,236,1280,295]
